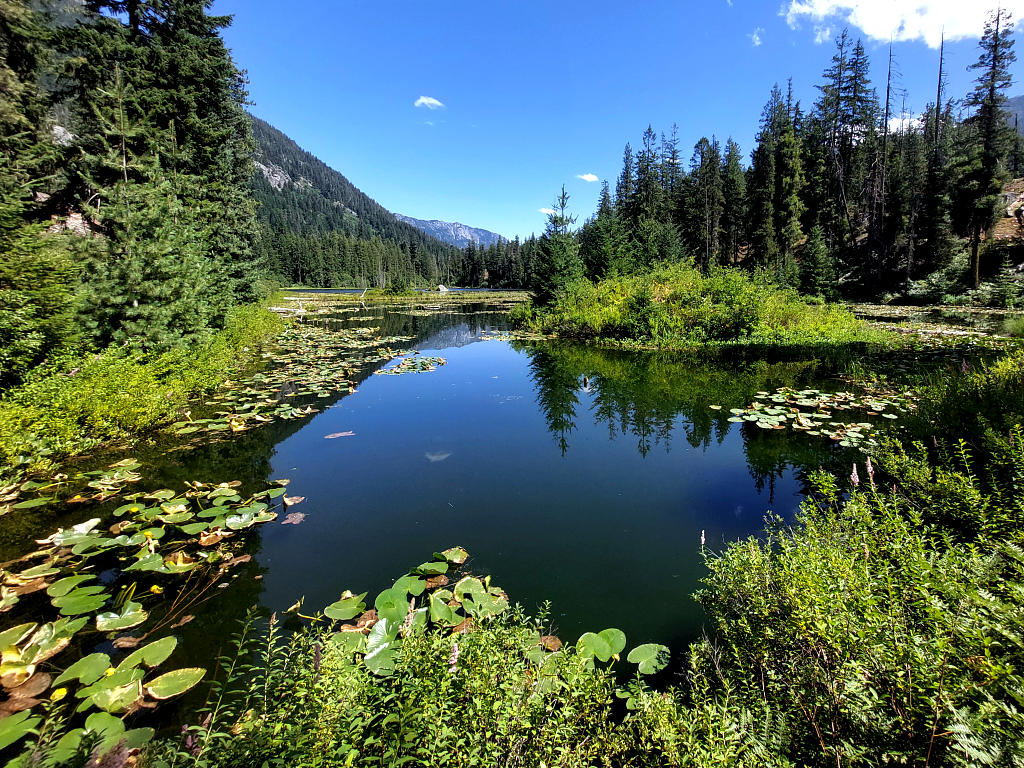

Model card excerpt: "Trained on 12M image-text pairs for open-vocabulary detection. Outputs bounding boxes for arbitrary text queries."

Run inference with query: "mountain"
[395,215,504,248]
[249,116,457,263]
[1005,95,1024,134]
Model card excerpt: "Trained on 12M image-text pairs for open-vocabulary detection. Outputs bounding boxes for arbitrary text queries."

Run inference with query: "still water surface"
[6,302,845,681]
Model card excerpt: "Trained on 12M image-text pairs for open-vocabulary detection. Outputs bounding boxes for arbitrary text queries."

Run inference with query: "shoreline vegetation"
[511,264,894,357]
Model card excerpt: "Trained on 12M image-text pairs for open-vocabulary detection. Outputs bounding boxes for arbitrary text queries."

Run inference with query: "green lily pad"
[324,592,367,621]
[116,636,177,672]
[0,710,41,751]
[626,643,670,675]
[144,667,205,700]
[54,652,112,687]
[96,601,147,632]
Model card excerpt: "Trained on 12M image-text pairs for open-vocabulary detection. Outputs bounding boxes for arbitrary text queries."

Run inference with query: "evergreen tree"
[800,224,837,299]
[0,0,76,385]
[720,138,747,265]
[963,8,1017,288]
[532,186,581,305]
[687,136,724,269]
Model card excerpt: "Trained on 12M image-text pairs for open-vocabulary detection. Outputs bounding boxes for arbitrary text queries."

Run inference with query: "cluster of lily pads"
[1,459,146,517]
[0,477,291,761]
[714,383,917,449]
[374,354,447,376]
[297,547,670,700]
[172,323,415,439]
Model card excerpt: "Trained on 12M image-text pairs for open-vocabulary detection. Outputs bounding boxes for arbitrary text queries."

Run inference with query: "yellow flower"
[50,687,68,702]
[104,667,116,677]
[150,585,164,595]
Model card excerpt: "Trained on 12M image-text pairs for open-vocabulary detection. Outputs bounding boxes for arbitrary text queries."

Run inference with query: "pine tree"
[688,136,724,269]
[0,0,76,385]
[721,138,747,265]
[532,186,582,305]
[800,225,837,299]
[963,8,1017,289]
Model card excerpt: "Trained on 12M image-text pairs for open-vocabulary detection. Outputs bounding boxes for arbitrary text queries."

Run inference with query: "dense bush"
[514,264,885,350]
[0,305,284,474]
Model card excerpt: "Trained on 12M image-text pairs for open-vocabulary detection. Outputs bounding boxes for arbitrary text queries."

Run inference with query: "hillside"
[395,214,504,248]
[249,117,457,264]
[1006,95,1024,133]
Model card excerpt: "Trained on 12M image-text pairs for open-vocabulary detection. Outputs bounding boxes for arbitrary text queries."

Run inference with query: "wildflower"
[699,529,705,549]
[50,687,67,702]
[866,456,875,490]
[449,642,459,674]
[150,585,164,595]
[851,463,860,487]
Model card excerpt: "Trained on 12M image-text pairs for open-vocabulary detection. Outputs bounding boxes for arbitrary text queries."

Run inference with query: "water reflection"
[522,342,844,499]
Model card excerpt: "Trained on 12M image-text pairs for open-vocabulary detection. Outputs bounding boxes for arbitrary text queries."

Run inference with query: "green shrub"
[0,304,284,473]
[516,263,886,352]
[690,455,1024,767]
[1003,315,1024,338]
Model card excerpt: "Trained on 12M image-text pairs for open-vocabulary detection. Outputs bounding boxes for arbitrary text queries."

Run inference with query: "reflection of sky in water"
[255,326,813,653]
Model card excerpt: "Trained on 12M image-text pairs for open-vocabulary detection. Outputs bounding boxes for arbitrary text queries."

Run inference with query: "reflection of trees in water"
[522,342,845,493]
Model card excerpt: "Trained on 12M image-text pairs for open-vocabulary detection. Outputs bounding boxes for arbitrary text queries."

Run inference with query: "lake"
[1,298,852,693]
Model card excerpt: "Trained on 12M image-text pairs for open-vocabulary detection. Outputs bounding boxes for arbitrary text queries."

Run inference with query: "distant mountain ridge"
[395,215,504,248]
[1007,95,1024,134]
[249,116,457,261]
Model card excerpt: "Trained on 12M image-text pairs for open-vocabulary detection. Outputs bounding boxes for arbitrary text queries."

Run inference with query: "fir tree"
[720,138,747,265]
[0,0,76,385]
[964,8,1016,289]
[532,186,582,305]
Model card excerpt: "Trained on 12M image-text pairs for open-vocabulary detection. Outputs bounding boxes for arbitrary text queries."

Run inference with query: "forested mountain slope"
[250,117,463,287]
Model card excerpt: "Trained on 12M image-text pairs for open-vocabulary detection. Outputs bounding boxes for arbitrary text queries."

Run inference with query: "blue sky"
[210,0,1023,240]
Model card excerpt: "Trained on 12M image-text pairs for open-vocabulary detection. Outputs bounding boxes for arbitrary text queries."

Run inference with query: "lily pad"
[324,592,367,621]
[626,643,670,675]
[144,667,205,700]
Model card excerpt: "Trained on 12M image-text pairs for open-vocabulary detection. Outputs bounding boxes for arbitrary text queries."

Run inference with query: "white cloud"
[784,0,1024,48]
[414,96,445,110]
[576,173,599,183]
[539,208,556,216]
[749,27,764,46]
[814,25,833,44]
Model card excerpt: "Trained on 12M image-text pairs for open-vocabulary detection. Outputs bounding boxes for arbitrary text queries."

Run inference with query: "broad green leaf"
[392,575,425,597]
[54,653,112,687]
[47,576,94,599]
[578,632,612,662]
[598,628,627,657]
[0,710,41,751]
[412,561,448,576]
[145,667,205,699]
[375,587,410,625]
[626,643,670,675]
[435,546,469,565]
[324,592,367,621]
[0,623,36,649]
[116,636,177,673]
[95,601,147,632]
